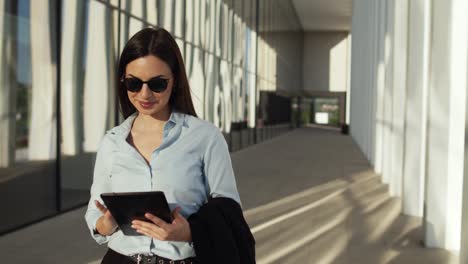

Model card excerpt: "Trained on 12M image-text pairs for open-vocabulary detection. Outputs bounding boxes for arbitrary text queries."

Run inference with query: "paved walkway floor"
[0,127,458,263]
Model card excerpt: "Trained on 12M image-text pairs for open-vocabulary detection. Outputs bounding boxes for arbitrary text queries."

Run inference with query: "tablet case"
[100,191,173,236]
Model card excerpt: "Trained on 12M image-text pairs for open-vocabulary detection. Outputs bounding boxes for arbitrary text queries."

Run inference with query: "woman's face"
[124,55,174,117]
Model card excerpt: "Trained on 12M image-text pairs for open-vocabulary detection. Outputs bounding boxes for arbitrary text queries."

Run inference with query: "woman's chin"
[138,108,158,115]
[136,106,169,117]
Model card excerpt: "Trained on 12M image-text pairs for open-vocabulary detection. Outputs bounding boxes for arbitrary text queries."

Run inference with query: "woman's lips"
[139,101,156,109]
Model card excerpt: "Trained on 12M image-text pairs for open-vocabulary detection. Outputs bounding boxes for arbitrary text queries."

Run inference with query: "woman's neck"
[134,107,172,133]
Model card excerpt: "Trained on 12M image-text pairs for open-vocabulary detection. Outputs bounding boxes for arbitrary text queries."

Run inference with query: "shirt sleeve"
[84,135,113,244]
[203,128,242,206]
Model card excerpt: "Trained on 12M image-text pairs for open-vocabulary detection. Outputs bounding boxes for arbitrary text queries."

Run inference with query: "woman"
[85,27,242,264]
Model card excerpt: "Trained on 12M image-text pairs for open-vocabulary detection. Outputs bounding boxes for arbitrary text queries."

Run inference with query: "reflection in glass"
[0,0,304,235]
[60,0,118,210]
[174,0,184,38]
[232,66,244,122]
[83,0,116,153]
[1,2,18,168]
[219,60,232,132]
[185,44,205,119]
[128,0,144,37]
[159,0,174,33]
[146,0,157,26]
[30,0,57,161]
[0,0,58,234]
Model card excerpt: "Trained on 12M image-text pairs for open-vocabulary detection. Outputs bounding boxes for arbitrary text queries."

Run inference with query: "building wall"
[350,0,468,256]
[303,32,350,93]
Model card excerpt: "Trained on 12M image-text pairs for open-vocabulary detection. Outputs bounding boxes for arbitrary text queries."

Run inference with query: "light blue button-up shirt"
[84,110,241,260]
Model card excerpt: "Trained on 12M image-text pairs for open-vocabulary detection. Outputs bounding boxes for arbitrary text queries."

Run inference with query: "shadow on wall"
[302,32,350,93]
[256,31,304,96]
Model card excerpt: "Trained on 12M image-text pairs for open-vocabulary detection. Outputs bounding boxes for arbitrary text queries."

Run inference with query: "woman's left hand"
[131,207,192,242]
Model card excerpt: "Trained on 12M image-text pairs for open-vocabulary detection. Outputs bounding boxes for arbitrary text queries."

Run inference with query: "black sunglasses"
[121,76,170,93]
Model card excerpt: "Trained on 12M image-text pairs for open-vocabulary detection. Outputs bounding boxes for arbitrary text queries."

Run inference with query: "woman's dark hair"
[117,27,197,118]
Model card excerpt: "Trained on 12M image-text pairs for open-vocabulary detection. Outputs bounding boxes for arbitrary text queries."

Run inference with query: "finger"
[132,220,164,232]
[144,213,169,228]
[132,222,166,239]
[135,228,163,240]
[172,207,181,216]
[95,200,107,214]
[172,207,184,222]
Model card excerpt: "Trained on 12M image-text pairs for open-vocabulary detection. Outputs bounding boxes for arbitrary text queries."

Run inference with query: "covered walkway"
[0,128,457,263]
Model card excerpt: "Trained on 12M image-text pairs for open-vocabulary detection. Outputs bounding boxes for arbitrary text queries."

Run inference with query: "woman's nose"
[139,84,153,98]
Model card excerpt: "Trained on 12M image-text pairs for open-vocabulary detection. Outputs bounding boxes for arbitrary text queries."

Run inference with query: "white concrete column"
[381,0,395,185]
[402,0,431,217]
[0,0,16,168]
[29,0,57,160]
[83,1,115,152]
[367,0,376,166]
[389,0,409,197]
[425,0,468,251]
[350,0,371,159]
[374,0,387,174]
[60,0,85,156]
[345,34,351,126]
[461,30,468,262]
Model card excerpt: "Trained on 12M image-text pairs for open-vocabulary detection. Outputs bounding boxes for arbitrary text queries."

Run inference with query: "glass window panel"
[247,29,257,72]
[247,72,256,128]
[177,39,185,61]
[204,53,215,124]
[122,0,142,17]
[174,0,184,38]
[128,0,144,36]
[221,2,230,60]
[199,0,207,49]
[0,0,58,234]
[219,60,232,132]
[129,17,144,37]
[233,15,245,67]
[185,0,194,43]
[146,0,157,26]
[215,0,222,57]
[62,1,119,211]
[83,1,116,152]
[159,0,174,32]
[109,0,119,8]
[232,66,244,122]
[185,44,205,119]
[207,0,216,53]
[193,0,201,46]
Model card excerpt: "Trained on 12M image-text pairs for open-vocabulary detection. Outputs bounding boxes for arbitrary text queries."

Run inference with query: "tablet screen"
[100,191,173,236]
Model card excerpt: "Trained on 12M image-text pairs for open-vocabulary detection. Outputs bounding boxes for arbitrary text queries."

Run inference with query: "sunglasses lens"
[147,77,169,93]
[124,78,143,92]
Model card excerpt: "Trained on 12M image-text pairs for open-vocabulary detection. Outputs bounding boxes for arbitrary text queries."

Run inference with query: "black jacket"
[188,197,256,264]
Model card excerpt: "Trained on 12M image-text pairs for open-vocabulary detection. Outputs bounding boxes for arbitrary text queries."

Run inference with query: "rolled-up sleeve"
[203,128,242,206]
[84,135,113,244]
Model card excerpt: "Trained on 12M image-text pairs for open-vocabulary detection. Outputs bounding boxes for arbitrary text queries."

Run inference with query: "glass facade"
[0,0,302,234]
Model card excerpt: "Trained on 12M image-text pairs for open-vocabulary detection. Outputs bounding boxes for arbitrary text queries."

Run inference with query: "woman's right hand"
[95,200,118,236]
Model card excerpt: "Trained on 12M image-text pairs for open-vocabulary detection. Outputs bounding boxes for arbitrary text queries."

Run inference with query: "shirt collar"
[116,110,185,137]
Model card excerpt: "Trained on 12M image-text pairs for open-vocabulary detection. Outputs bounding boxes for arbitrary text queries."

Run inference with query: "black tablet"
[100,191,173,236]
